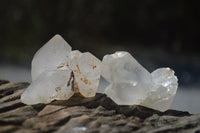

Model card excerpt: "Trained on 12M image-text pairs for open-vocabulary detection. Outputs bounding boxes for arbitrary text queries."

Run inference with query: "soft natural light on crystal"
[21,34,101,105]
[21,34,178,111]
[31,35,72,81]
[101,51,178,111]
[21,69,74,105]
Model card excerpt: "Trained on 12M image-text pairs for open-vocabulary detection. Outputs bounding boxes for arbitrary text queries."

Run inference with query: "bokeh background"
[0,0,199,113]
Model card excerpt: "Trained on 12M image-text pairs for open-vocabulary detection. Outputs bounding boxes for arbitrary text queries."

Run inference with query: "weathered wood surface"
[0,79,200,133]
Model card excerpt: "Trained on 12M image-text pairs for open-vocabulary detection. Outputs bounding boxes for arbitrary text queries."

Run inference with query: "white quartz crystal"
[102,51,178,111]
[21,69,74,105]
[31,35,72,81]
[21,34,101,105]
[62,51,101,97]
[142,68,178,111]
[21,34,178,110]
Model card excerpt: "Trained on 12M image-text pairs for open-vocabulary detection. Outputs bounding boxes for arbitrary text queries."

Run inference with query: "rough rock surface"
[0,79,199,133]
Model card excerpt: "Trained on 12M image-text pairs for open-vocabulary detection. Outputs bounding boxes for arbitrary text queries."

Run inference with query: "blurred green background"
[1,0,200,86]
[0,0,200,113]
[1,0,199,62]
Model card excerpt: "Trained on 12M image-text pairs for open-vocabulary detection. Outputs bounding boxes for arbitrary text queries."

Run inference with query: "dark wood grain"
[0,80,199,133]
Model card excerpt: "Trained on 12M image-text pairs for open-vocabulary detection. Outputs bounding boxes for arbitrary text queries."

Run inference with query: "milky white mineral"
[101,51,178,111]
[21,35,101,105]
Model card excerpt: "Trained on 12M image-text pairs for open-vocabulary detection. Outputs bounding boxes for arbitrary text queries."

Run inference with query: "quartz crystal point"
[31,35,72,81]
[21,69,74,105]
[64,51,101,97]
[101,51,178,111]
[21,34,101,105]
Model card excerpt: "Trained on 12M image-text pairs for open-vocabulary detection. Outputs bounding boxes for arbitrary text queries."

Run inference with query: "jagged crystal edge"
[21,34,101,105]
[101,51,178,112]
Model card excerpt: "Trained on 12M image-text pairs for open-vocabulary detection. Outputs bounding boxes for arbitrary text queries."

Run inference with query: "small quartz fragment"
[142,68,178,111]
[64,51,101,97]
[101,51,178,111]
[73,52,101,97]
[21,69,74,105]
[21,34,101,105]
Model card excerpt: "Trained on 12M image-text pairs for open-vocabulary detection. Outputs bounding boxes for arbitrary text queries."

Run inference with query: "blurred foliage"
[0,0,199,64]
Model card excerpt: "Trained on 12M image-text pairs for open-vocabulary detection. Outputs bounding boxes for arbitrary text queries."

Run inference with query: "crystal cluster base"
[21,35,101,105]
[21,35,178,112]
[101,51,178,111]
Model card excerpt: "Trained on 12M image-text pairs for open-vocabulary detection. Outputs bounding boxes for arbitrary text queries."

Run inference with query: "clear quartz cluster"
[21,35,101,105]
[101,51,178,111]
[21,34,178,112]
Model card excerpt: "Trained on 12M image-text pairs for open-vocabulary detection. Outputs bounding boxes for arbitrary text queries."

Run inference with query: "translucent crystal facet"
[101,51,178,111]
[102,52,152,84]
[21,35,101,105]
[142,68,178,111]
[64,51,101,97]
[21,69,74,105]
[31,35,72,81]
